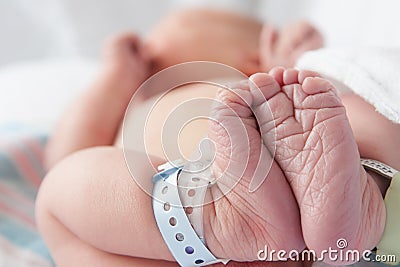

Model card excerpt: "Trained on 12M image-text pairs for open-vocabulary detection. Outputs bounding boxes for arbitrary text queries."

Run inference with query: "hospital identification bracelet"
[152,161,229,267]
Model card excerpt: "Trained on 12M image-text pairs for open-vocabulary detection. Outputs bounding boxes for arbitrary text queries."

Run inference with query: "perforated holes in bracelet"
[159,183,207,266]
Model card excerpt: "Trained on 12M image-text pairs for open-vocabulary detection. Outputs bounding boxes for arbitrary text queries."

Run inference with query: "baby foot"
[203,80,305,261]
[101,32,151,98]
[250,68,385,258]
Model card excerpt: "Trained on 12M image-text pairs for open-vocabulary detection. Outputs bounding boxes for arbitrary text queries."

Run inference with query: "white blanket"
[297,48,400,124]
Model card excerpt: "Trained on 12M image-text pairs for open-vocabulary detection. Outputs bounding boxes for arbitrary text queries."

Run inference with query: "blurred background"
[0,0,400,130]
[1,1,400,266]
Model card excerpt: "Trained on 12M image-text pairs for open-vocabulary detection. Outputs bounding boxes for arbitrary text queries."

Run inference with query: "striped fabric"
[0,133,53,266]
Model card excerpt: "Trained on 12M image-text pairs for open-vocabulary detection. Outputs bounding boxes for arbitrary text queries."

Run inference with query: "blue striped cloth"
[0,126,53,266]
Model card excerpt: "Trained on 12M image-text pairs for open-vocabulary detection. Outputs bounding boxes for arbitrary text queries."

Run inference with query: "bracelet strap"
[361,158,400,264]
[178,138,216,244]
[152,161,229,266]
[360,158,398,179]
[177,163,211,244]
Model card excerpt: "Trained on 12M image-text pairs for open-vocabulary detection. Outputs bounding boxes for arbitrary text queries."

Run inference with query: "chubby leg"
[36,147,177,265]
[249,69,385,261]
[37,145,309,265]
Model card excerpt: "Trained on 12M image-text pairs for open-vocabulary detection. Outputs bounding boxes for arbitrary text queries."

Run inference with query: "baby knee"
[36,147,119,225]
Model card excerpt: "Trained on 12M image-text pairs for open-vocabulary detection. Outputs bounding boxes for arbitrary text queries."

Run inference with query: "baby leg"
[36,147,176,265]
[36,146,306,266]
[38,73,340,265]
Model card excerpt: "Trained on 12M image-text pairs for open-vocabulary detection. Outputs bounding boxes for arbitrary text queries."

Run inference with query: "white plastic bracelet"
[360,158,398,180]
[152,161,229,267]
[177,162,211,244]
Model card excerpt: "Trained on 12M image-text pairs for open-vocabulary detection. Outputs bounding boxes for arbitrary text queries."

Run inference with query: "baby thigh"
[35,146,176,266]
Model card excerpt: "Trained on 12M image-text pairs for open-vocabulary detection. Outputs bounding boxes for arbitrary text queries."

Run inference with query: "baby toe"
[283,68,300,85]
[249,73,281,104]
[298,70,320,83]
[302,77,334,95]
[268,67,285,86]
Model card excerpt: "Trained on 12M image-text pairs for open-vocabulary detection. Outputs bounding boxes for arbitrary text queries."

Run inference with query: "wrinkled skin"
[205,69,385,264]
[204,80,305,261]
